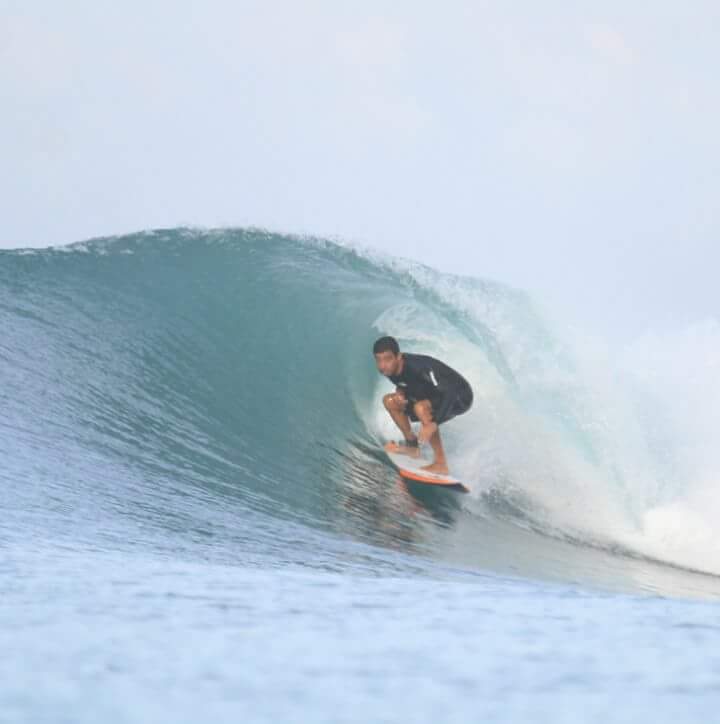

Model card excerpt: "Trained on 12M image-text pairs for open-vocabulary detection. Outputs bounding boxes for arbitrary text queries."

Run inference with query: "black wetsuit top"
[388,353,473,424]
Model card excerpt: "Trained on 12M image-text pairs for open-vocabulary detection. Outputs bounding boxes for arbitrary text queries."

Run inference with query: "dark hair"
[373,336,400,355]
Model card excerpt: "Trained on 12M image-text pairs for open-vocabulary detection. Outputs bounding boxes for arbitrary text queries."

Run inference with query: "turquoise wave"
[3,227,716,590]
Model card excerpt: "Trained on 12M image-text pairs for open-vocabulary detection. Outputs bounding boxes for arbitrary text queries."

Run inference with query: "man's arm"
[424,359,466,422]
[428,358,468,389]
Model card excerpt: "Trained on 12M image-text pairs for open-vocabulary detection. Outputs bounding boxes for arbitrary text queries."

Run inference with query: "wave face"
[3,228,720,595]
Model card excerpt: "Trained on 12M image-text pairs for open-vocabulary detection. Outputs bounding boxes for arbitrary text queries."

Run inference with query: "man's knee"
[413,400,433,421]
[383,392,405,411]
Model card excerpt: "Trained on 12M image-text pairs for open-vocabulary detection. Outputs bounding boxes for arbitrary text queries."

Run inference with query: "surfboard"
[384,448,470,493]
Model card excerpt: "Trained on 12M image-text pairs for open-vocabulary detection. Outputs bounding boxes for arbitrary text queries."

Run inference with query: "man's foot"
[384,439,420,457]
[421,461,449,475]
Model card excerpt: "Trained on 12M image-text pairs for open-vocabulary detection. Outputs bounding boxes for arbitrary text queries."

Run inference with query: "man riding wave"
[373,336,473,475]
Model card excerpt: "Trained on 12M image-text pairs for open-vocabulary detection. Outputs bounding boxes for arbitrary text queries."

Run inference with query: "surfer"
[373,336,473,475]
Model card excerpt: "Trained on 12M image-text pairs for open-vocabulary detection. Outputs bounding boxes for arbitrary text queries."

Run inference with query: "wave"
[3,227,720,594]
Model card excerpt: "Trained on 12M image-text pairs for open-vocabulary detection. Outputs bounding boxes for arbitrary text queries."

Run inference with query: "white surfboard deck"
[384,448,470,493]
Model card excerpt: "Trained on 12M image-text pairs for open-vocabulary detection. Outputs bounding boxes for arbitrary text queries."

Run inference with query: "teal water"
[3,228,720,722]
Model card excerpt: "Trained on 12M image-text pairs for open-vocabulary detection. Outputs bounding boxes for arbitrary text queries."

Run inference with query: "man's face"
[375,350,401,377]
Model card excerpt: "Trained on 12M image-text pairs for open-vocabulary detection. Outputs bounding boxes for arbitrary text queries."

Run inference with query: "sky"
[2,1,719,338]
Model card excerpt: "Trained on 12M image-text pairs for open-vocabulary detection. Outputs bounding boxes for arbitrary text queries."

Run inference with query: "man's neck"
[396,353,405,376]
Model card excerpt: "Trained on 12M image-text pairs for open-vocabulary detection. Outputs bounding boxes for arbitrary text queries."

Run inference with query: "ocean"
[3,228,720,723]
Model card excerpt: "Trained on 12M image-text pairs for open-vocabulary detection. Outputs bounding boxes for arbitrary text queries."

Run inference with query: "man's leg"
[424,428,449,474]
[412,400,449,474]
[383,392,419,456]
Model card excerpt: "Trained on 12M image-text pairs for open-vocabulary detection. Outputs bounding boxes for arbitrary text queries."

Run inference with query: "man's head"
[373,336,402,377]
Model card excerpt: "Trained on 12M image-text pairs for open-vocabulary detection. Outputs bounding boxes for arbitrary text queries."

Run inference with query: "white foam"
[364,255,720,575]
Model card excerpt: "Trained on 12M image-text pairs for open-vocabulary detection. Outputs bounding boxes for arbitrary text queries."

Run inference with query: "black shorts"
[404,384,473,425]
